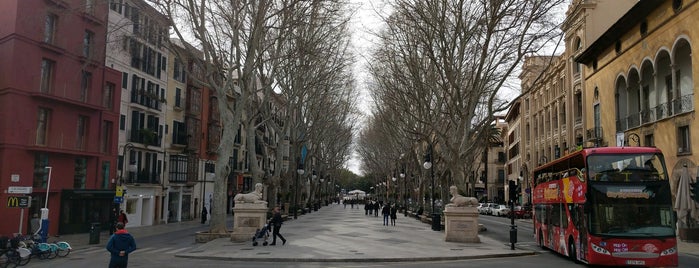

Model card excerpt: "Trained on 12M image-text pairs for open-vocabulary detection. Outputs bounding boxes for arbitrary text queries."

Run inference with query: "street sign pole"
[19,207,24,234]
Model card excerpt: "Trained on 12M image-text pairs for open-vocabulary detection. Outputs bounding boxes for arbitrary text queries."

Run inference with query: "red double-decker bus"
[532,147,677,267]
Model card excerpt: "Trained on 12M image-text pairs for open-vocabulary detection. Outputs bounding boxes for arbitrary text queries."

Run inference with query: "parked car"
[476,203,484,214]
[491,204,510,216]
[481,202,494,215]
[507,205,532,219]
[486,203,498,215]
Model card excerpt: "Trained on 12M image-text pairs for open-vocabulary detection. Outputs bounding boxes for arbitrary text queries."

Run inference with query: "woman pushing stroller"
[269,206,287,245]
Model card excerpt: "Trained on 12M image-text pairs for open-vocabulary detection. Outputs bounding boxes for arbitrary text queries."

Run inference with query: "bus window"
[551,204,561,227]
[568,204,577,228]
[587,153,666,182]
[588,184,675,237]
[535,204,544,223]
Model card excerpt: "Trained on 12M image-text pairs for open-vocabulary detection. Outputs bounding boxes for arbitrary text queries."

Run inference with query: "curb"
[174,251,537,263]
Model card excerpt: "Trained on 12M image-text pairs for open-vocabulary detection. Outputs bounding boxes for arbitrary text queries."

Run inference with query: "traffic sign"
[8,186,33,194]
[115,186,124,197]
[114,196,123,204]
[7,196,31,208]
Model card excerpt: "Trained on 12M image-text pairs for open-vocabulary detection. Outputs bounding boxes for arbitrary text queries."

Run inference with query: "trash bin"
[431,213,441,231]
[89,222,101,244]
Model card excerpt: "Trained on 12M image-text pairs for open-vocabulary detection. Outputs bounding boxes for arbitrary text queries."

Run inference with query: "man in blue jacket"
[106,222,137,268]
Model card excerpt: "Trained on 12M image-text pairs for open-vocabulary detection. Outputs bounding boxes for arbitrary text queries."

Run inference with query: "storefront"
[58,190,115,234]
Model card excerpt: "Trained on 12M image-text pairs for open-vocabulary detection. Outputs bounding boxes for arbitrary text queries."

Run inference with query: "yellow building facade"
[577,0,699,197]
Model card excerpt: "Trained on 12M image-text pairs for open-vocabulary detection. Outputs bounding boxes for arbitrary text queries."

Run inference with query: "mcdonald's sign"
[7,196,30,208]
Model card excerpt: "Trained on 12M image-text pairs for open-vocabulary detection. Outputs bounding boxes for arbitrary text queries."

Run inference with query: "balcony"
[672,94,694,115]
[586,127,603,143]
[616,94,695,132]
[626,112,641,129]
[125,171,161,185]
[129,128,162,147]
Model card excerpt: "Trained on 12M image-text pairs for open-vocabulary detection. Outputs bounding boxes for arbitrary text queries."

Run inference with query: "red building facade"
[0,0,120,235]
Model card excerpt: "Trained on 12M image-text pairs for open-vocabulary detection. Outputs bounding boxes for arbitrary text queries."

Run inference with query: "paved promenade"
[58,203,699,262]
[176,203,532,262]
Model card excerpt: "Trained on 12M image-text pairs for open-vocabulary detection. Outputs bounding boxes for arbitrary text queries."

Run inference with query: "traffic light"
[509,180,517,201]
[690,181,699,203]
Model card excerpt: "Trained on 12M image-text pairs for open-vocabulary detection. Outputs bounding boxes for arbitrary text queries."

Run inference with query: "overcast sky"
[342,0,390,175]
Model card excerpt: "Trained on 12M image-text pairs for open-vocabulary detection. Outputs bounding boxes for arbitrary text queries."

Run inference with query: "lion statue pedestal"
[443,186,480,243]
[230,183,268,242]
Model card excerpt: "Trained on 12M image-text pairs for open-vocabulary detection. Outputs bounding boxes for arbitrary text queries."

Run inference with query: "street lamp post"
[400,167,406,216]
[110,143,136,234]
[39,166,52,243]
[311,170,317,212]
[294,161,304,219]
[201,161,215,224]
[423,144,440,231]
[391,176,397,203]
[319,177,324,207]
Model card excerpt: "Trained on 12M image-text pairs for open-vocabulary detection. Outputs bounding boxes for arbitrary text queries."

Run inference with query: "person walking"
[374,202,379,217]
[390,204,398,226]
[382,203,391,226]
[30,213,40,235]
[269,206,287,245]
[117,210,128,226]
[201,207,208,224]
[106,222,136,268]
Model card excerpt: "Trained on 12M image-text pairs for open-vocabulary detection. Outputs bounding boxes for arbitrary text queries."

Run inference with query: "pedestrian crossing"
[75,245,192,256]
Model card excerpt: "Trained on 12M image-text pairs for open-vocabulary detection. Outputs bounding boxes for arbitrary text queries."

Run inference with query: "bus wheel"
[568,238,577,263]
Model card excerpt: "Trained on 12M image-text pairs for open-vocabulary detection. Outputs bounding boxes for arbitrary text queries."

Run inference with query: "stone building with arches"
[576,0,699,204]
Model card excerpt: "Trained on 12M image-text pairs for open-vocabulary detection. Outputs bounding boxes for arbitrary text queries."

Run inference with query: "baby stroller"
[252,223,270,246]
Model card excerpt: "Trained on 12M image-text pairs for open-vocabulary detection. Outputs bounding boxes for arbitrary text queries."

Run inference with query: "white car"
[486,203,497,215]
[491,204,510,216]
[479,203,492,214]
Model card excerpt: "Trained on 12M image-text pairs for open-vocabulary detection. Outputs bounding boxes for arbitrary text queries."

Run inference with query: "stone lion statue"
[234,183,267,204]
[446,185,478,207]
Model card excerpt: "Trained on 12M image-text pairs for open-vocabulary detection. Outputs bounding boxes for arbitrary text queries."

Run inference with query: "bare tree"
[150,0,356,233]
[365,0,565,194]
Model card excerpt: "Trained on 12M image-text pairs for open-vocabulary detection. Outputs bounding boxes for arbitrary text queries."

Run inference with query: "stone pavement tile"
[54,219,205,250]
[177,204,533,262]
[679,240,699,257]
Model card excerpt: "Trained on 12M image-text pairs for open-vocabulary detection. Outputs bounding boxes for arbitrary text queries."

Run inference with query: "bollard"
[431,213,441,231]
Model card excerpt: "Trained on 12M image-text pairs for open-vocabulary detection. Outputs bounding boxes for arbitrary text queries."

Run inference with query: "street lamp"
[423,143,440,231]
[294,161,304,219]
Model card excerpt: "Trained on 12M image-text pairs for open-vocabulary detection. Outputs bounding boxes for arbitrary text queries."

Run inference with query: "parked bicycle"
[20,235,70,259]
[14,234,51,262]
[0,236,28,268]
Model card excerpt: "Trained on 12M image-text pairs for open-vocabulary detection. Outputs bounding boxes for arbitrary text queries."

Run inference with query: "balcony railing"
[616,94,694,132]
[672,94,694,115]
[586,127,603,142]
[640,108,654,124]
[626,112,641,129]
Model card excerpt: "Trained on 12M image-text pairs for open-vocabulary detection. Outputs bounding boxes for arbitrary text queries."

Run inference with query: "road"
[19,213,699,267]
[478,213,699,268]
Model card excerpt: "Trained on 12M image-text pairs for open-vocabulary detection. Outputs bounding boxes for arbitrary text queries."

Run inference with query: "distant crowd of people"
[342,199,401,226]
